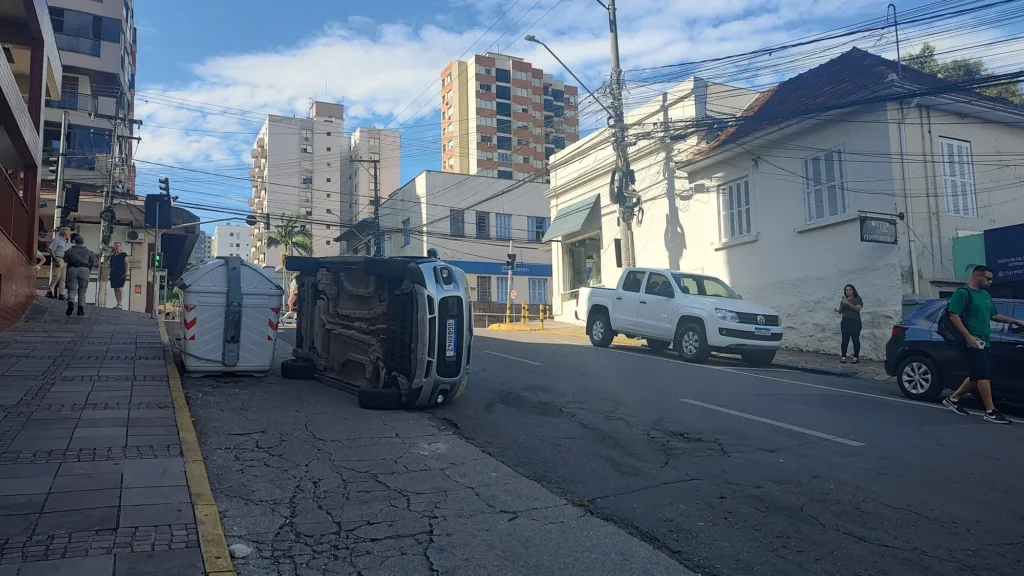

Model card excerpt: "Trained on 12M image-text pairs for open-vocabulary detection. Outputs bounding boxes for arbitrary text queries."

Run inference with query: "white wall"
[212,226,250,258]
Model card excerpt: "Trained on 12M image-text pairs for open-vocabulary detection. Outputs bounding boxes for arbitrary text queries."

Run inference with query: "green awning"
[541,195,600,243]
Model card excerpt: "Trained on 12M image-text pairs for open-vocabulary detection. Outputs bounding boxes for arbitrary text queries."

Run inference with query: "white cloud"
[135,0,936,202]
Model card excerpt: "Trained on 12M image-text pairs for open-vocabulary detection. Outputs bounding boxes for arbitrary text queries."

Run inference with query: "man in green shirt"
[942,265,1024,424]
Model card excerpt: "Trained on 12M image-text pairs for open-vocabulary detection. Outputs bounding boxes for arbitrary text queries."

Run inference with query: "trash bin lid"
[178,257,284,296]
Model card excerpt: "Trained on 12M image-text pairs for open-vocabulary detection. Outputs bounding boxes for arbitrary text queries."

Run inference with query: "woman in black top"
[109,242,129,310]
[837,284,864,363]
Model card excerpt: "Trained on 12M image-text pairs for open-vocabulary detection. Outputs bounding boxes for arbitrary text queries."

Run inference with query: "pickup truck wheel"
[646,339,671,353]
[675,322,710,363]
[741,350,776,366]
[588,313,614,348]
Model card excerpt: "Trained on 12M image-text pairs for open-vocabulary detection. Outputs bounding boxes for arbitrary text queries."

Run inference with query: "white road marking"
[483,351,543,366]
[679,399,865,447]
[598,346,1024,424]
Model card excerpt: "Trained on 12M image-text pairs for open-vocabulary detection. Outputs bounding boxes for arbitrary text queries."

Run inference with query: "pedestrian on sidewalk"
[837,284,863,364]
[942,265,1024,424]
[62,235,95,317]
[109,242,129,310]
[45,227,72,300]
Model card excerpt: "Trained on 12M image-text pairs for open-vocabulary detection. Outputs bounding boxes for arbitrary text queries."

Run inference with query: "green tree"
[260,213,313,265]
[902,43,1023,104]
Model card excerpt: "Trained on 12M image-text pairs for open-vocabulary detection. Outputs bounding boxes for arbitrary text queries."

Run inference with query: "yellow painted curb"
[484,326,638,345]
[157,319,237,576]
[486,323,536,332]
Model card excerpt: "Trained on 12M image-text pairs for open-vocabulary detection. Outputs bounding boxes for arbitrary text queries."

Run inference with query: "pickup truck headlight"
[715,308,740,323]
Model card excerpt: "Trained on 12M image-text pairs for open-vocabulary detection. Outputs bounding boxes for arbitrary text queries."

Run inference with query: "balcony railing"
[0,171,33,261]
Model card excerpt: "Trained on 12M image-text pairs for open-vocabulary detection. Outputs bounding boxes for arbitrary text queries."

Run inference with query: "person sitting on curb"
[62,235,95,317]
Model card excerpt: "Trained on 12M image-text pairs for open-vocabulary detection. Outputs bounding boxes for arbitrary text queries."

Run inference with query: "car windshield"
[671,274,741,299]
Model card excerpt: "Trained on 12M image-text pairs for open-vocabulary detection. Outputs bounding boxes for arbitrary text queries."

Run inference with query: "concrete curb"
[157,319,237,576]
[484,326,640,345]
[771,362,857,378]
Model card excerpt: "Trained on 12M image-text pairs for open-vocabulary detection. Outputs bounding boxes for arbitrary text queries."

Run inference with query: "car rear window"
[924,308,942,323]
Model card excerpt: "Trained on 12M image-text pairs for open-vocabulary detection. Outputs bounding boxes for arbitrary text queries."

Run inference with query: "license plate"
[445,319,457,358]
[754,327,771,336]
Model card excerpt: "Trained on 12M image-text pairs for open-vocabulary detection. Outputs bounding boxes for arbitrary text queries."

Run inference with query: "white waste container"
[177,257,284,375]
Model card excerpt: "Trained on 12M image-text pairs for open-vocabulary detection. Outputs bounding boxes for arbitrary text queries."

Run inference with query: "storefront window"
[566,237,602,290]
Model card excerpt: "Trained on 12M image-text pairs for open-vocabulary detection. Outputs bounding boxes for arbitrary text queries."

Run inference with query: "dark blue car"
[885,298,1024,402]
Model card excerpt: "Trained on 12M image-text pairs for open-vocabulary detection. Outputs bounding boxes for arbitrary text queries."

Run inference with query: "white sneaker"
[114,304,122,310]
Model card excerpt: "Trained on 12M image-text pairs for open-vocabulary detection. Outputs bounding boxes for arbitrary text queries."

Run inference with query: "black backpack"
[937,287,972,346]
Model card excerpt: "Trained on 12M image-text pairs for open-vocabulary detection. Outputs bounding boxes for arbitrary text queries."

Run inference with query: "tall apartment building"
[343,128,400,225]
[249,101,347,266]
[188,231,212,265]
[440,53,579,181]
[212,226,251,259]
[42,0,137,197]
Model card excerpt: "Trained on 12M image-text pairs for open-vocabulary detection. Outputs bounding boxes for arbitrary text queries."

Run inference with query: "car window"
[644,273,671,296]
[924,308,943,323]
[621,271,646,293]
[700,277,740,299]
[673,275,698,295]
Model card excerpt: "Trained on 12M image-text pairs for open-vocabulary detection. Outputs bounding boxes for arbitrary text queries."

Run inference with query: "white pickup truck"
[575,267,784,365]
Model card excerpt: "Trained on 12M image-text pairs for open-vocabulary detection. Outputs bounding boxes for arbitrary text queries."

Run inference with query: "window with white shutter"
[939,138,977,218]
[803,148,848,224]
[719,178,753,241]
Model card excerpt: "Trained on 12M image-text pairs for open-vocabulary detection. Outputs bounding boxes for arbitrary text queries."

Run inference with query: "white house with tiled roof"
[547,48,1024,359]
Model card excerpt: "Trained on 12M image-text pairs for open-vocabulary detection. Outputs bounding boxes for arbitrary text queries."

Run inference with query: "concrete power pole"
[604,0,637,268]
[48,112,69,288]
[372,160,382,257]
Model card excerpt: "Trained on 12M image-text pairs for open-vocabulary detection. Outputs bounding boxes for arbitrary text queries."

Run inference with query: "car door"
[613,270,646,333]
[638,272,676,339]
[990,302,1024,395]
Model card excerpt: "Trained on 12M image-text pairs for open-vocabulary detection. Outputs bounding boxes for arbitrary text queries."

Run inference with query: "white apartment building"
[440,53,579,182]
[344,128,401,225]
[374,171,553,310]
[249,101,348,266]
[212,225,251,259]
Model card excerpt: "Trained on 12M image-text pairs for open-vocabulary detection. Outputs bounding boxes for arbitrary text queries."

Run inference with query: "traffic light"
[506,252,517,269]
[158,177,170,195]
[43,157,58,183]
[151,252,163,269]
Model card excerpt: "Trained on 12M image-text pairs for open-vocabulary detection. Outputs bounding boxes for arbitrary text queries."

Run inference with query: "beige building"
[440,53,579,182]
[546,48,1024,359]
[249,101,348,265]
[344,128,401,225]
[373,171,553,308]
[212,225,250,259]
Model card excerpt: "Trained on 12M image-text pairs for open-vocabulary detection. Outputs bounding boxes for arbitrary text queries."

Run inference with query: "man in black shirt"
[109,242,129,310]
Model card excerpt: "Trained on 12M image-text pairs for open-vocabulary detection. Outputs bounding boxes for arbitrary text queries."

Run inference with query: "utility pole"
[602,0,637,268]
[48,111,69,288]
[372,160,382,256]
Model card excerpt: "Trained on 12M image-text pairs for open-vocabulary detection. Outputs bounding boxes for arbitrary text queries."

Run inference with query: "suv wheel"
[675,322,710,363]
[896,355,943,401]
[588,313,614,348]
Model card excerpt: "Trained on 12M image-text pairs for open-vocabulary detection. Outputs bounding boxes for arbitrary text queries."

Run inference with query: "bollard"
[521,302,527,325]
[540,304,545,330]
[505,298,511,324]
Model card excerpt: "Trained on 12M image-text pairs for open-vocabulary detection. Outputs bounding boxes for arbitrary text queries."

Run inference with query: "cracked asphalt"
[432,330,1024,576]
[178,336,690,576]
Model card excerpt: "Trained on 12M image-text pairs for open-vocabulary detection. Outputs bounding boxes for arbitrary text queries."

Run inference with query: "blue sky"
[130,0,974,231]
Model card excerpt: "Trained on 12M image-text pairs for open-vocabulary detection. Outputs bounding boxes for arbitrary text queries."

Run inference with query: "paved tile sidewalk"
[0,298,204,575]
[490,320,892,381]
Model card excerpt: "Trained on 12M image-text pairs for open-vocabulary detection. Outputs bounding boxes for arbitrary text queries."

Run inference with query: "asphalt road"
[425,330,1024,576]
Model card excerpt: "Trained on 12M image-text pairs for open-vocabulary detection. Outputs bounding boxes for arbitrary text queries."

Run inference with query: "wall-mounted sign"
[984,223,1024,282]
[859,216,898,245]
[134,284,143,294]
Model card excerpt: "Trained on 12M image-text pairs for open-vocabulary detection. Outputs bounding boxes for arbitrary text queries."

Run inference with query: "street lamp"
[524,35,614,121]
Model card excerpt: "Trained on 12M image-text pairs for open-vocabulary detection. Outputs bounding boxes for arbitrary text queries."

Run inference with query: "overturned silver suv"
[283,255,472,409]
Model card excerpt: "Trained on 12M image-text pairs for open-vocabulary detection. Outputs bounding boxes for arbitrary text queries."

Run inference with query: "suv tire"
[281,358,316,380]
[675,322,711,363]
[588,312,614,348]
[896,355,943,401]
[741,350,776,366]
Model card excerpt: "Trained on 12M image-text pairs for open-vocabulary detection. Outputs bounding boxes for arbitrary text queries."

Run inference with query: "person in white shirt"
[46,227,72,300]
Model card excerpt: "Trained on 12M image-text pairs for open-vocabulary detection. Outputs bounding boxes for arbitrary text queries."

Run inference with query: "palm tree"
[261,213,313,266]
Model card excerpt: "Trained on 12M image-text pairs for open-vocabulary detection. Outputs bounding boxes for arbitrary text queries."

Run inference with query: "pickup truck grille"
[736,312,780,327]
